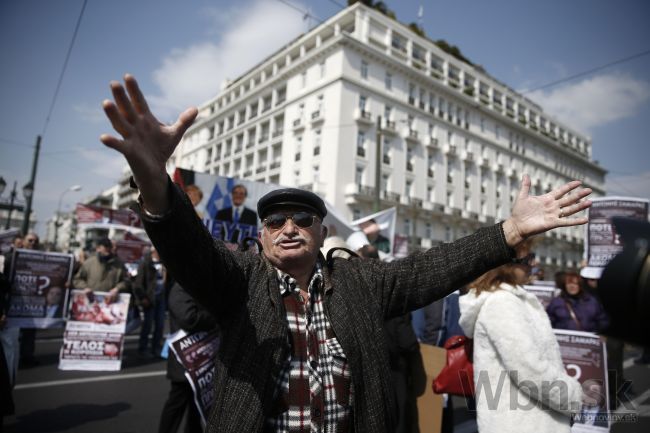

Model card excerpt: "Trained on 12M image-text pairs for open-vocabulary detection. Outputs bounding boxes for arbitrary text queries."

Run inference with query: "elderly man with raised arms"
[100,75,591,433]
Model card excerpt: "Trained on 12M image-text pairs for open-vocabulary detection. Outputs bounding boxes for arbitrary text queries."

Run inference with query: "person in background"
[73,237,130,303]
[159,282,217,433]
[546,270,609,333]
[135,247,169,358]
[18,233,40,368]
[0,247,15,428]
[459,245,583,433]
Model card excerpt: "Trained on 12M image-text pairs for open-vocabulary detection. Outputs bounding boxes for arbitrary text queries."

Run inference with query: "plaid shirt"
[266,264,354,433]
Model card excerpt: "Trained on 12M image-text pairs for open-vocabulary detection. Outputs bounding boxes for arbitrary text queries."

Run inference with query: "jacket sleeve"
[545,298,561,329]
[72,262,88,289]
[354,223,513,319]
[480,292,583,415]
[133,262,147,300]
[137,178,248,318]
[168,283,218,333]
[593,298,610,333]
[114,263,130,293]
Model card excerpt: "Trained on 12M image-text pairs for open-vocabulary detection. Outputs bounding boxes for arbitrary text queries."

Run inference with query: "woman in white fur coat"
[459,255,583,433]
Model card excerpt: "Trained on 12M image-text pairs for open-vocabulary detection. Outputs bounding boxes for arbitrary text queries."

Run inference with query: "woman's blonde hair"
[470,237,538,295]
[470,264,521,295]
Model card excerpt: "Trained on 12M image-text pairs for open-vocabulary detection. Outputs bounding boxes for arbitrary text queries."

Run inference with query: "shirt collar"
[276,263,323,296]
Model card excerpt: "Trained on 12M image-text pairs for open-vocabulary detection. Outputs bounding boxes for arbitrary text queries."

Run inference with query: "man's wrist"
[502,218,524,248]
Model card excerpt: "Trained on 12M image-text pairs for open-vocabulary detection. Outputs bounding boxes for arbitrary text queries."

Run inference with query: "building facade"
[170,3,606,274]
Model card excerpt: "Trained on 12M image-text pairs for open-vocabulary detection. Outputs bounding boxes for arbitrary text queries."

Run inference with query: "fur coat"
[459,283,583,433]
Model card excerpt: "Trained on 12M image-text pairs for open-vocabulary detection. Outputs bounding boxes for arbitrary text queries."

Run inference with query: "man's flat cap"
[257,188,327,220]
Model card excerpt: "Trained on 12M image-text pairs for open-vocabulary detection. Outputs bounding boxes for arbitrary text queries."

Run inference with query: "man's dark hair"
[232,184,247,196]
[358,244,380,259]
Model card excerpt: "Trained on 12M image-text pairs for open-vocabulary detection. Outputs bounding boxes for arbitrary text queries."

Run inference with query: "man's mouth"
[278,239,303,248]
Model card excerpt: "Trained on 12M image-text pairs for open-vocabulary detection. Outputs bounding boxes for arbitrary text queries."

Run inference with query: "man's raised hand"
[100,74,198,213]
[502,174,592,247]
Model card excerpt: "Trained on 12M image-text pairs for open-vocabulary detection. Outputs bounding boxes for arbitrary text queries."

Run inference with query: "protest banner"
[523,284,556,309]
[554,329,610,432]
[59,289,130,371]
[6,249,74,328]
[75,203,142,227]
[0,228,21,256]
[169,329,221,426]
[585,197,649,270]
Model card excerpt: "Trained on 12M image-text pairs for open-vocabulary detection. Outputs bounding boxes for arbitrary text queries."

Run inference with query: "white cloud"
[605,171,650,201]
[79,148,125,180]
[528,73,650,134]
[149,0,306,120]
[73,103,105,124]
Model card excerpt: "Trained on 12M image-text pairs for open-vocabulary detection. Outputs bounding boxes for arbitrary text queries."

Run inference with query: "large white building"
[170,3,606,273]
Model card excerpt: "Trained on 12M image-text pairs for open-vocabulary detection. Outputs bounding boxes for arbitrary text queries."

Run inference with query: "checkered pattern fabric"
[266,264,354,433]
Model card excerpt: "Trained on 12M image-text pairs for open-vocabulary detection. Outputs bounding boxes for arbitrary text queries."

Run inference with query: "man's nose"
[282,217,299,234]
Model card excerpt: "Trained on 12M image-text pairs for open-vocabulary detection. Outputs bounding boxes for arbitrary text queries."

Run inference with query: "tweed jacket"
[141,181,513,433]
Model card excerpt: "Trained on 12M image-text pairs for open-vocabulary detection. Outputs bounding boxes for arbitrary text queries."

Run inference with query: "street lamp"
[53,185,82,249]
[0,177,26,230]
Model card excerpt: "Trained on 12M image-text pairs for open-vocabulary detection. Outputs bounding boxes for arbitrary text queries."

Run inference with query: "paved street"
[4,331,649,432]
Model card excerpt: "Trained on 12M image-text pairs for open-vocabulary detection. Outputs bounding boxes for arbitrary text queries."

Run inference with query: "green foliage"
[408,22,426,38]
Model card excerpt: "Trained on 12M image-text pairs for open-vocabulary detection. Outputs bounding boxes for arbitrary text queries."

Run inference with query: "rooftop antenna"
[418,4,424,27]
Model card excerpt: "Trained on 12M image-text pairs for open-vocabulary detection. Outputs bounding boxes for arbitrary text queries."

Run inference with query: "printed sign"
[6,249,74,328]
[59,290,130,371]
[554,330,610,432]
[586,197,649,268]
[523,284,557,309]
[76,203,142,227]
[169,329,221,425]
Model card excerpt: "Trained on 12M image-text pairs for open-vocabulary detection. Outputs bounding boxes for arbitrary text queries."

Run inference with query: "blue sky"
[1,0,649,237]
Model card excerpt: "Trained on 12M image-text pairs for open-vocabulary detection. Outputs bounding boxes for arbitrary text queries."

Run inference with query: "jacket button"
[310,360,318,369]
[313,408,321,417]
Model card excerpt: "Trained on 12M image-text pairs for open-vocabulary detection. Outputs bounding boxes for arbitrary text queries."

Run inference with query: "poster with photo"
[585,197,649,269]
[59,289,130,371]
[523,284,556,309]
[6,249,74,328]
[169,329,221,426]
[554,329,610,432]
[0,228,21,256]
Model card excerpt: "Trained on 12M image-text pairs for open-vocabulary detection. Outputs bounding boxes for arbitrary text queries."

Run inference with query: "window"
[361,60,368,79]
[356,131,366,157]
[319,60,326,78]
[354,166,364,185]
[381,174,389,193]
[359,95,367,111]
[405,180,413,196]
[445,226,452,242]
[301,70,307,88]
[404,218,412,236]
[295,136,302,161]
[313,165,319,183]
[314,129,321,156]
[385,72,392,90]
[408,83,416,105]
[384,105,392,121]
[427,185,434,201]
[480,117,485,133]
[382,138,391,164]
[425,223,432,239]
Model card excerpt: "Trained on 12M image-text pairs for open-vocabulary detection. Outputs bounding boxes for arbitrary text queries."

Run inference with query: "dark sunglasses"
[263,212,318,230]
[512,253,535,266]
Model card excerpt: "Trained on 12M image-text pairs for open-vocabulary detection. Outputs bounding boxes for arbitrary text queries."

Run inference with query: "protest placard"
[169,329,220,426]
[586,197,649,269]
[6,249,74,328]
[59,289,130,371]
[554,329,610,432]
[523,284,557,309]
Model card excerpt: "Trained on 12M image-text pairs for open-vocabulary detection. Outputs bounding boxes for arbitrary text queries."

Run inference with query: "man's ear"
[320,225,328,247]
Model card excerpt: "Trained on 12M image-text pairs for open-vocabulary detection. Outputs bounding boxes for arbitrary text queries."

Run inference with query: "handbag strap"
[563,299,582,330]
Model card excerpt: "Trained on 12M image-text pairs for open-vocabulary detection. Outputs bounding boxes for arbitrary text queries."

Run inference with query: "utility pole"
[21,135,41,235]
[374,116,382,213]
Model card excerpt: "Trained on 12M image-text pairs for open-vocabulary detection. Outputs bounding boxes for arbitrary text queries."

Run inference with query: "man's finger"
[518,174,531,199]
[103,100,133,138]
[559,200,592,220]
[111,81,138,123]
[552,180,583,200]
[124,74,151,115]
[171,107,199,142]
[100,133,125,152]
[559,187,592,208]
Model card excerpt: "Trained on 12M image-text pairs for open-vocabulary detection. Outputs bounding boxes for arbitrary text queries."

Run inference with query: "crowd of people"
[0,73,643,433]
